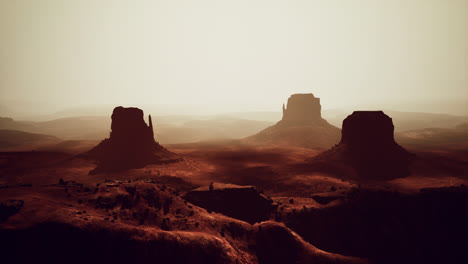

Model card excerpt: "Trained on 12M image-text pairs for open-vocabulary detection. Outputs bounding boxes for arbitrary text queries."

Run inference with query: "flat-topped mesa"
[340,111,396,148]
[87,106,177,174]
[280,93,323,126]
[110,106,154,143]
[244,93,341,149]
[311,110,413,180]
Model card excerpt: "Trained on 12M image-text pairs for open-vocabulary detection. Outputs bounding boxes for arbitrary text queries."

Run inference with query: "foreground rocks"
[0,180,366,264]
[184,183,274,224]
[0,199,24,222]
[256,221,367,264]
[283,186,468,264]
[87,107,179,173]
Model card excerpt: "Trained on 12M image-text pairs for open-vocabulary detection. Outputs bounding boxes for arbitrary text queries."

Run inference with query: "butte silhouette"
[309,111,413,180]
[87,106,178,174]
[245,93,341,149]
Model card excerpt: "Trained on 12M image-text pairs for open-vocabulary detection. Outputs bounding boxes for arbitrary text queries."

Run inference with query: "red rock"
[87,106,178,174]
[310,111,413,180]
[245,94,341,149]
[280,93,323,126]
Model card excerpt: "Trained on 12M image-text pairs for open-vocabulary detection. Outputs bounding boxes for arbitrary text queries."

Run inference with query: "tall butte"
[87,106,178,174]
[309,111,413,180]
[245,93,341,149]
[280,93,323,125]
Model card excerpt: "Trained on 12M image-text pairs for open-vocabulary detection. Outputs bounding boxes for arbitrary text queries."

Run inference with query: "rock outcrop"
[184,183,274,224]
[280,93,323,126]
[0,200,24,222]
[283,187,468,264]
[245,93,341,149]
[255,221,368,264]
[340,111,396,148]
[87,106,178,174]
[309,111,413,180]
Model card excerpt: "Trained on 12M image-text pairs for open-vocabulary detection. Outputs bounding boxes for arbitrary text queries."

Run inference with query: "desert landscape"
[2,1,468,263]
[1,93,468,264]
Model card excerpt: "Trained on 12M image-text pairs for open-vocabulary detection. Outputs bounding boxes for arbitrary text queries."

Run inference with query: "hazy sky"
[1,0,467,116]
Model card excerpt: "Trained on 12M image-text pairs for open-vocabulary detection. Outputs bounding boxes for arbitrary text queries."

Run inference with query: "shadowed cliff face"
[255,221,367,264]
[110,107,154,142]
[340,111,395,147]
[310,111,413,180]
[87,106,178,174]
[283,187,468,264]
[184,183,274,224]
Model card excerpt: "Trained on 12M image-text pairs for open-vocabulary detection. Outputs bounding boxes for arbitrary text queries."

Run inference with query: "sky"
[0,0,467,117]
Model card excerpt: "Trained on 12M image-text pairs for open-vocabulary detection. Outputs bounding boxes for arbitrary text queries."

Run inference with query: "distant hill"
[0,116,109,140]
[0,117,36,131]
[0,129,59,149]
[1,109,467,145]
[157,117,273,143]
[396,122,468,148]
[0,116,272,144]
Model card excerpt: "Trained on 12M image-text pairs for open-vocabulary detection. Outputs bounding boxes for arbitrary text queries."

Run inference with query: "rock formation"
[0,200,24,222]
[245,93,341,149]
[309,111,413,180]
[255,221,367,264]
[184,183,274,224]
[280,93,323,125]
[340,111,396,148]
[87,106,178,174]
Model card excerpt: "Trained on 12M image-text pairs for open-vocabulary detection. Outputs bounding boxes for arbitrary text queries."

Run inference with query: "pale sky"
[1,0,467,116]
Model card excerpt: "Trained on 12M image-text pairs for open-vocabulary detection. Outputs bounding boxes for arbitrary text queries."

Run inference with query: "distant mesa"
[310,111,413,180]
[280,93,324,126]
[341,111,397,147]
[87,106,179,174]
[245,93,341,149]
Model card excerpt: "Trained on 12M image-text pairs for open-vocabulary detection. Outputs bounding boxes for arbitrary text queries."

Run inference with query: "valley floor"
[1,142,468,264]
